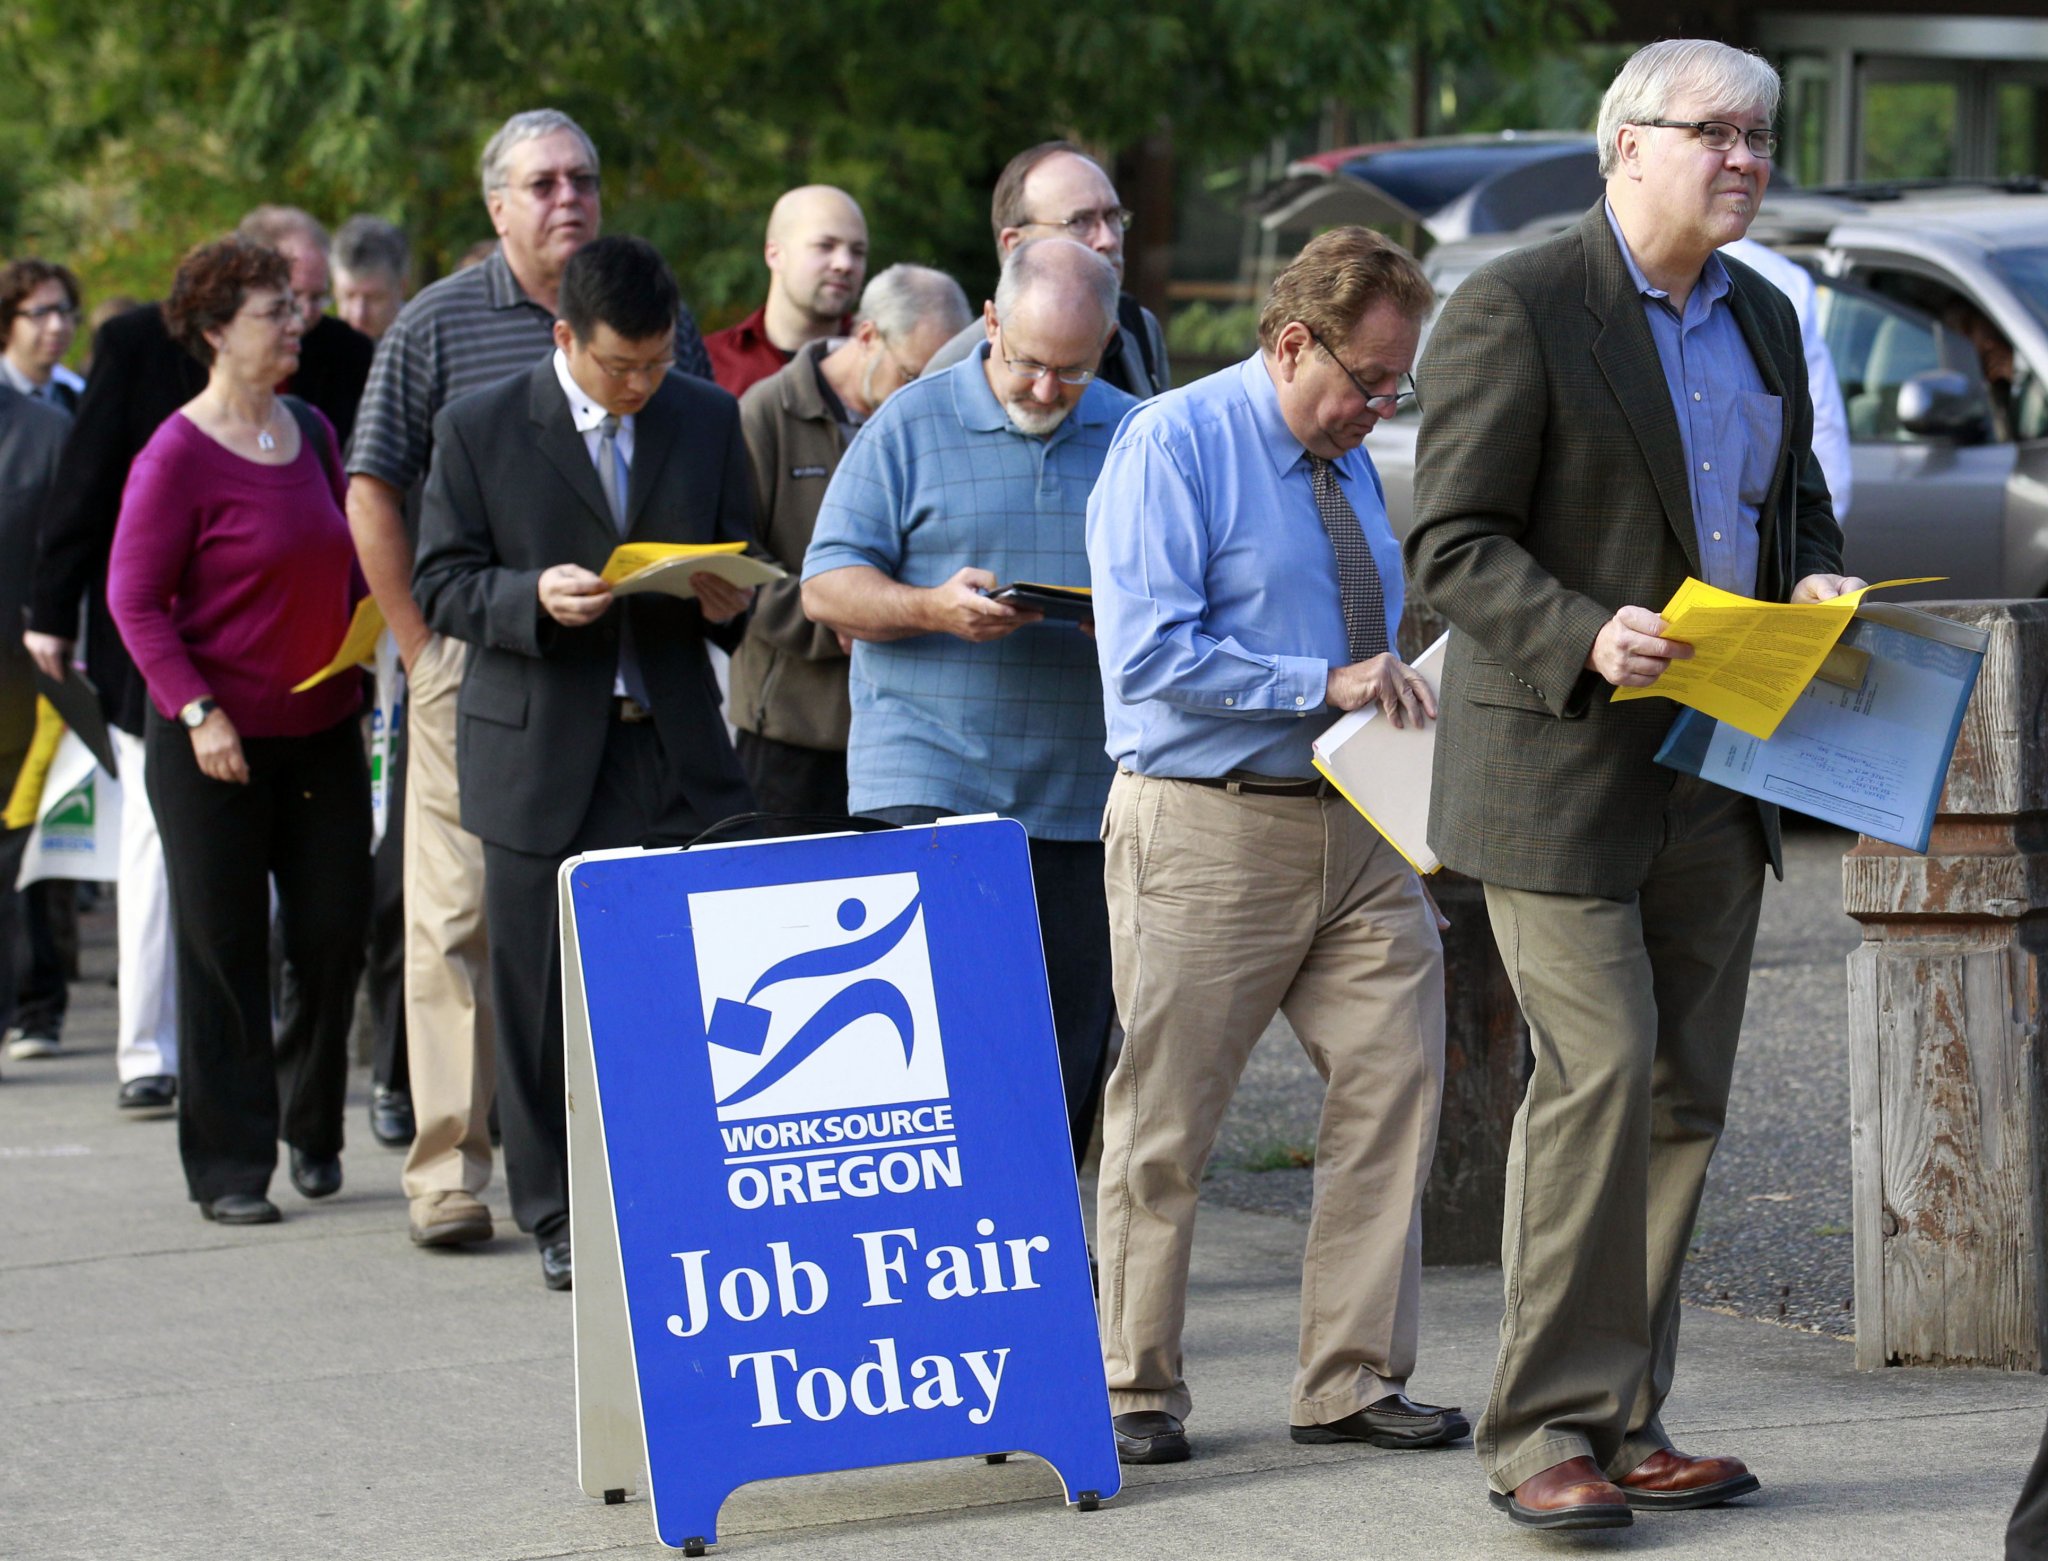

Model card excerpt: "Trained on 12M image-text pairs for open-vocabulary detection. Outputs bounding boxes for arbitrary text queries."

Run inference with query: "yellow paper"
[3,698,67,829]
[1612,576,1939,739]
[292,597,387,693]
[600,541,746,586]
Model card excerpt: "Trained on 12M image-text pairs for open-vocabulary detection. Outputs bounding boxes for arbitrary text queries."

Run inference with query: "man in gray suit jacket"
[413,237,756,1289]
[1407,41,1859,1530]
[0,383,69,1082]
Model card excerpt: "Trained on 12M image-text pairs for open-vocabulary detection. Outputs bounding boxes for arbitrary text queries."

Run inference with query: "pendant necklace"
[257,424,276,452]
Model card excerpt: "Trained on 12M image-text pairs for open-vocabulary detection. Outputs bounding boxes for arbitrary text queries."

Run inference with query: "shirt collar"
[484,248,554,315]
[552,347,627,435]
[949,338,1120,438]
[0,357,33,398]
[1603,199,1731,310]
[1236,350,1370,482]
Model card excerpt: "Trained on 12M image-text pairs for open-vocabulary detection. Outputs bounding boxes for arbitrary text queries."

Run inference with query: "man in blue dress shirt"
[802,237,1138,1172]
[1086,227,1458,1467]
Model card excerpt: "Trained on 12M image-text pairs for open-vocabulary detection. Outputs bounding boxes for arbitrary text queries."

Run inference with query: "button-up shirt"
[1605,202,1775,596]
[552,348,635,697]
[1,356,82,408]
[803,344,1138,839]
[706,305,854,399]
[1087,351,1404,780]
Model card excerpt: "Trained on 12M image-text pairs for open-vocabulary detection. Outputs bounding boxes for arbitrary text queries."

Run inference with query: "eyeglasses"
[19,303,77,324]
[244,299,303,327]
[1635,119,1780,160]
[591,353,674,384]
[997,339,1096,387]
[1019,206,1134,241]
[292,290,331,316]
[512,172,601,201]
[1307,329,1417,413]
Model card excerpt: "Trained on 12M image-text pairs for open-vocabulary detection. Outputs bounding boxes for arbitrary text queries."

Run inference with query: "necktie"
[1306,454,1390,664]
[597,414,628,530]
[595,414,651,705]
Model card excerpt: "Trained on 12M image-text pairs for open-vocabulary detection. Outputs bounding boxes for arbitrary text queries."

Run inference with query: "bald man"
[706,185,869,396]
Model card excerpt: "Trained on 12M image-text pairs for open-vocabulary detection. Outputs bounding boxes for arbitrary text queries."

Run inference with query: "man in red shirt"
[705,186,867,396]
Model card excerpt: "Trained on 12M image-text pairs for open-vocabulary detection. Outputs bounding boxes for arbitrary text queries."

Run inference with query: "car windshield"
[1990,246,2048,332]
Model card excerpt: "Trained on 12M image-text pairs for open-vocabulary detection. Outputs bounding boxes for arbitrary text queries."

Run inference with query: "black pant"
[2012,1411,2048,1558]
[482,716,709,1244]
[16,879,72,1036]
[736,728,850,820]
[0,824,31,1037]
[146,710,372,1202]
[367,702,408,1094]
[864,807,1113,1168]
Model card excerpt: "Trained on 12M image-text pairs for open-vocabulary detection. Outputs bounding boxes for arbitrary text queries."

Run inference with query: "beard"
[1004,397,1074,436]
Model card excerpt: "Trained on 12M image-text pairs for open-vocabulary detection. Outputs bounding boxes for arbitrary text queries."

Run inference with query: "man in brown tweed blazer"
[1406,39,1860,1531]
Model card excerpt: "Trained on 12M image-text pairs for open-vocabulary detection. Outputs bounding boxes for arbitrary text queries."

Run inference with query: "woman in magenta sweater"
[108,237,371,1225]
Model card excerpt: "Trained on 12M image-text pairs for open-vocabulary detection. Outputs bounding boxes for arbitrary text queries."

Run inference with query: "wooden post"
[1400,599,1529,1265]
[1844,600,2048,1370]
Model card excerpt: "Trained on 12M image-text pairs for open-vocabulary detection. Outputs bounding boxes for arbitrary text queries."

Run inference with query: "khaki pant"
[1477,777,1766,1493]
[1096,769,1446,1426]
[399,632,496,1202]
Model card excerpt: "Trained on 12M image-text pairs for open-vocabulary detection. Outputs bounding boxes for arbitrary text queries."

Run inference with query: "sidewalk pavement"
[5,931,2045,1560]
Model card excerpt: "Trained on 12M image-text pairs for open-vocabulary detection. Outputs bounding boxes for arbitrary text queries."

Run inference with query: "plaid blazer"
[1405,203,1845,897]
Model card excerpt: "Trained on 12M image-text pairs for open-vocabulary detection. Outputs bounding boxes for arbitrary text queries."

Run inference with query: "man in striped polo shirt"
[345,107,711,1259]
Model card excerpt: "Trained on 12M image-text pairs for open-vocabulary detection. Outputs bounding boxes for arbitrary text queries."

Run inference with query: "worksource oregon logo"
[688,873,959,1209]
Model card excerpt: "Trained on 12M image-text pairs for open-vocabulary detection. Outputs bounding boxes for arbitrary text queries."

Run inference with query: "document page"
[292,596,388,693]
[1612,576,1935,739]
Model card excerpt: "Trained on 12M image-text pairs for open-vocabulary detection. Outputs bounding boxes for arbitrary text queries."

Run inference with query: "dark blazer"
[27,304,372,734]
[1405,203,1845,899]
[412,358,755,858]
[0,386,69,761]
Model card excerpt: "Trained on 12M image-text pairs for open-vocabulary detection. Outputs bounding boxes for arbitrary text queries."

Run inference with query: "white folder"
[1310,632,1448,875]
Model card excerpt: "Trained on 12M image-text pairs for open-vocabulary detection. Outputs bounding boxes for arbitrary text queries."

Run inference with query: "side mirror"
[1897,369,1991,441]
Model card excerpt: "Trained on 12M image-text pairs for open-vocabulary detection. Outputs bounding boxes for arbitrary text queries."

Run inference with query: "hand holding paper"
[1610,577,1937,740]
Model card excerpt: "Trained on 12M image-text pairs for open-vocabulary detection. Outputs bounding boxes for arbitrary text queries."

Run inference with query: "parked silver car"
[1372,189,2048,601]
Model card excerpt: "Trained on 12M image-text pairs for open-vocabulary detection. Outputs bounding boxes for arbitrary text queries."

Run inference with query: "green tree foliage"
[0,0,1587,321]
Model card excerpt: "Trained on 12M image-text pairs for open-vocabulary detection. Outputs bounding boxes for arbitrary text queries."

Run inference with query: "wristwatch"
[179,696,218,729]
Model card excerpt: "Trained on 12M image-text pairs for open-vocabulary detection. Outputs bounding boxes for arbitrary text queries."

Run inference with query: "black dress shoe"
[541,1239,573,1291]
[289,1148,342,1200]
[1113,1410,1190,1464]
[1291,1393,1470,1450]
[117,1075,177,1114]
[369,1086,415,1147]
[199,1193,280,1224]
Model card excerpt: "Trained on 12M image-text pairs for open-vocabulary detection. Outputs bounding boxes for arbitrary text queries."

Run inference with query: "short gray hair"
[479,109,599,201]
[1596,40,1782,178]
[333,215,409,281]
[237,205,329,255]
[992,238,1118,332]
[857,264,972,343]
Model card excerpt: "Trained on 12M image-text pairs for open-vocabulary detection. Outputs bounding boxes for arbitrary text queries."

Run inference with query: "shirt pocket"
[1737,391,1783,509]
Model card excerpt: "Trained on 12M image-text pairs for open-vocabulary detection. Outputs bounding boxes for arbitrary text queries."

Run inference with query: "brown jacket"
[1405,203,1844,898]
[730,340,853,751]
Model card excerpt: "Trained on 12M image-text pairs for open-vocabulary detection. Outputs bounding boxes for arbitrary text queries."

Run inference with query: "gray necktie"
[597,414,628,531]
[595,414,651,705]
[1307,454,1390,663]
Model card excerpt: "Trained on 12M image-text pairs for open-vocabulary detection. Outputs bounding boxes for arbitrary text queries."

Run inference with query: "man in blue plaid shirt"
[802,237,1136,1170]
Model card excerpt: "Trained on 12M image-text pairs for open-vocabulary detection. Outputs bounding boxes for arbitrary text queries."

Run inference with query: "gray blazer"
[0,387,70,762]
[413,359,755,857]
[1405,204,1844,898]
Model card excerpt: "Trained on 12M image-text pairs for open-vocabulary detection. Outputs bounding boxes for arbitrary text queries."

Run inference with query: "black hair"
[558,236,678,345]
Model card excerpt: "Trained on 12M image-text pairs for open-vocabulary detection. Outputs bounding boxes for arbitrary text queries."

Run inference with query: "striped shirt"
[345,247,711,497]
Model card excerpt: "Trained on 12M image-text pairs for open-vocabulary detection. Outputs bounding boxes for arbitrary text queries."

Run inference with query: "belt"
[611,696,654,724]
[1171,773,1331,799]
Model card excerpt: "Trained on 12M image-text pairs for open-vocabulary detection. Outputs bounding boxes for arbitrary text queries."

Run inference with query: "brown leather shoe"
[1488,1456,1633,1530]
[1618,1447,1761,1510]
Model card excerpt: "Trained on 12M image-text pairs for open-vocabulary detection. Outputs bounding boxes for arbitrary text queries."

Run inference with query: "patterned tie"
[596,414,651,705]
[1307,454,1390,663]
